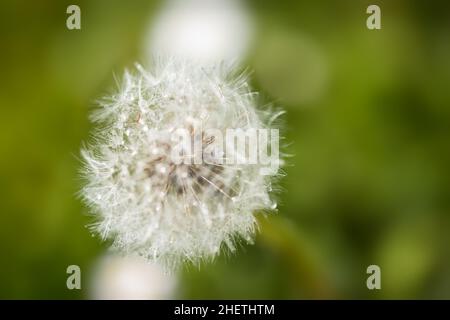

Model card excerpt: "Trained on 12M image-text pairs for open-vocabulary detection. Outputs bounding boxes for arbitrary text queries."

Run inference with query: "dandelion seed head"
[89,254,177,300]
[81,58,282,269]
[146,0,253,64]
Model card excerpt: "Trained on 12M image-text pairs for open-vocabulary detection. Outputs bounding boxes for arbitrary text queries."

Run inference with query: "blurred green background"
[1,0,450,299]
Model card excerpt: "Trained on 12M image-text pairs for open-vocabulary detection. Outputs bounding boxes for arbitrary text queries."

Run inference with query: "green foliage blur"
[0,0,449,299]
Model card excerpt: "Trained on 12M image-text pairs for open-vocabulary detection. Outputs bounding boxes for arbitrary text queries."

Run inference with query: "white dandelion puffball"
[146,0,253,64]
[89,254,177,300]
[81,58,282,269]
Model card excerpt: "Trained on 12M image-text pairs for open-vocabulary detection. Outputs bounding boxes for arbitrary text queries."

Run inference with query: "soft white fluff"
[81,58,281,269]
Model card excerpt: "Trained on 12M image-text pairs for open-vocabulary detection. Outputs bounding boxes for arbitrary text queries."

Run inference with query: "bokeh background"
[1,0,450,299]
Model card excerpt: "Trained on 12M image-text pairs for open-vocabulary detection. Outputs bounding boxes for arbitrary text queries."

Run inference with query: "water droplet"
[159,166,167,174]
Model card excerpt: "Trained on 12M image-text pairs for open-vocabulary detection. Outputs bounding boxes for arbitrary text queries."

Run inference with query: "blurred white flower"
[146,0,253,64]
[89,254,177,300]
[80,58,281,269]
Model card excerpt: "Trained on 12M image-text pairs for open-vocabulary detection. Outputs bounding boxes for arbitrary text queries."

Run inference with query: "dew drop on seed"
[159,166,167,174]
